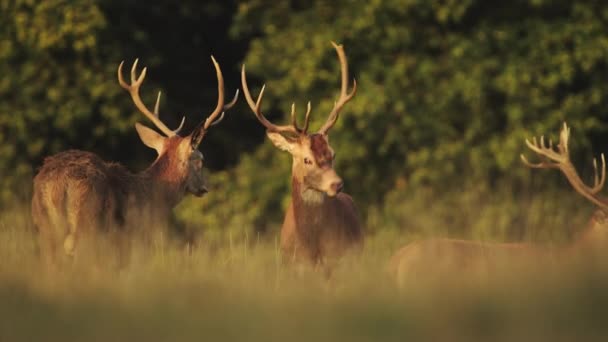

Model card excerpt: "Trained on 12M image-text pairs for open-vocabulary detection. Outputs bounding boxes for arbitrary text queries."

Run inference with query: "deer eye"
[191,159,202,169]
[304,158,313,165]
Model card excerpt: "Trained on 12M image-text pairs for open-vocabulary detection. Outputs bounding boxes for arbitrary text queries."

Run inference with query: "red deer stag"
[31,57,238,264]
[241,42,363,266]
[390,123,608,284]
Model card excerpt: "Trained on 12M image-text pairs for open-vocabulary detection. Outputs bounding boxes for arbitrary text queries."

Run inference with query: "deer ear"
[135,123,165,153]
[267,131,296,154]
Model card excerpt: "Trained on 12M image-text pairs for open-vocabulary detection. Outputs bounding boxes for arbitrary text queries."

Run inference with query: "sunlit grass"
[1,187,608,341]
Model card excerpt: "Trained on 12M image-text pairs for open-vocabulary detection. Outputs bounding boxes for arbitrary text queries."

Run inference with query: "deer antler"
[190,56,239,148]
[521,122,608,210]
[118,59,185,137]
[241,42,356,136]
[317,41,357,135]
[241,66,311,136]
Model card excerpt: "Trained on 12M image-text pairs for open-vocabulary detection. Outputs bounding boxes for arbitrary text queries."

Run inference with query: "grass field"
[1,188,608,342]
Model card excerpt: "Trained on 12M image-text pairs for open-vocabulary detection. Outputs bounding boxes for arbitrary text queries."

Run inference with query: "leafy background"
[2,0,608,241]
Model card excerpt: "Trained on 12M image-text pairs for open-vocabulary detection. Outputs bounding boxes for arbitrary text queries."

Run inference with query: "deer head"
[241,42,356,197]
[521,123,608,243]
[118,57,238,197]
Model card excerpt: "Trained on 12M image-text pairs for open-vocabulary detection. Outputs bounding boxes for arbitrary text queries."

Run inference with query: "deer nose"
[330,180,344,194]
[194,186,208,197]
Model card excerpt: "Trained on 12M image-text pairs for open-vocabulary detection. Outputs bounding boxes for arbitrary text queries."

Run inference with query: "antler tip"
[132,58,140,73]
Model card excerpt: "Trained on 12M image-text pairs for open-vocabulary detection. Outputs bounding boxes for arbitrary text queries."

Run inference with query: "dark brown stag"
[241,42,363,266]
[31,57,238,264]
[390,123,608,284]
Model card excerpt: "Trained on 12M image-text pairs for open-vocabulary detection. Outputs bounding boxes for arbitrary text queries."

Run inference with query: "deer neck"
[140,154,186,208]
[570,210,608,252]
[292,176,327,205]
[291,177,331,228]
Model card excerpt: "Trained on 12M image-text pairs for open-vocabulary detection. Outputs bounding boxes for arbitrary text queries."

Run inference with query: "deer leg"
[65,203,80,259]
[36,182,75,263]
[37,225,59,272]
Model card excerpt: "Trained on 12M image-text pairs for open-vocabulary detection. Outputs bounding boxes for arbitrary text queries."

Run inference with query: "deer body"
[389,220,606,284]
[389,238,551,283]
[390,123,608,284]
[31,58,237,263]
[32,145,188,257]
[241,42,363,265]
[282,177,362,263]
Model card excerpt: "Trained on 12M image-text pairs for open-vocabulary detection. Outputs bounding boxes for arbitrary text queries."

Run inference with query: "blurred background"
[2,0,608,243]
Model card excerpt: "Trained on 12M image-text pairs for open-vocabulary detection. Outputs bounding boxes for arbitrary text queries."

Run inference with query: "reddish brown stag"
[390,123,608,284]
[31,57,238,264]
[241,42,363,266]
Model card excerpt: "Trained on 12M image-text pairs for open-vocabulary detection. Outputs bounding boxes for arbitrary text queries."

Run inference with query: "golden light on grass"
[1,196,608,342]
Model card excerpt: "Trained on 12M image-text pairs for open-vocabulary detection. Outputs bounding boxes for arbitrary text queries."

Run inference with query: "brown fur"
[240,41,361,267]
[31,133,202,265]
[389,211,608,285]
[309,134,333,168]
[281,178,363,265]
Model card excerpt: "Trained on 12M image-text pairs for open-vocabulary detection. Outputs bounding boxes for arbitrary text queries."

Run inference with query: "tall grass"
[1,185,607,341]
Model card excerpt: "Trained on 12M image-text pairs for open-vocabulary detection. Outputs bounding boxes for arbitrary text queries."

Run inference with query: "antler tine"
[590,153,607,194]
[154,91,161,116]
[318,41,357,135]
[172,116,186,134]
[289,101,313,134]
[117,59,176,137]
[153,91,185,135]
[208,112,225,127]
[523,135,566,163]
[201,56,226,132]
[224,89,240,110]
[520,154,559,169]
[241,64,301,135]
[302,101,312,133]
[523,122,608,211]
[558,122,570,155]
[290,103,298,129]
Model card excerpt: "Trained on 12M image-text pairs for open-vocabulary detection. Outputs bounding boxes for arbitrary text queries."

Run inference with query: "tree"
[0,0,249,204]
[176,0,608,236]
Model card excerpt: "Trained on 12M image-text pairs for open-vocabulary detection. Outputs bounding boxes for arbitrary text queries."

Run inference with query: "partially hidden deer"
[241,42,363,267]
[389,123,608,284]
[31,57,238,265]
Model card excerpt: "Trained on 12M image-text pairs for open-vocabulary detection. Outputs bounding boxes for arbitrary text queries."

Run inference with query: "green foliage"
[0,0,119,201]
[186,0,608,234]
[0,0,245,204]
[3,1,608,238]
